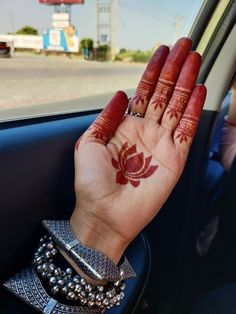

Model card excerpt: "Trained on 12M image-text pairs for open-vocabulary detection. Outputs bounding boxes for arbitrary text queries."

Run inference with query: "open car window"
[0,0,204,122]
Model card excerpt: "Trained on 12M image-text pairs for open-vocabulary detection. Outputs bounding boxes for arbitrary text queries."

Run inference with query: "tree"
[80,38,94,51]
[16,26,38,35]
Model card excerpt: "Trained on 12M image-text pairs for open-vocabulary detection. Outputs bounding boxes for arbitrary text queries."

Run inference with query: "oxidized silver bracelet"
[4,267,101,314]
[33,235,126,310]
[42,220,136,282]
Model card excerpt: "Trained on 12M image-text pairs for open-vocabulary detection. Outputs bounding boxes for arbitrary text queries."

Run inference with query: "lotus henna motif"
[111,142,158,187]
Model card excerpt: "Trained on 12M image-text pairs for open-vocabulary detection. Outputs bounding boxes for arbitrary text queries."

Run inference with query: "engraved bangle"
[4,267,101,314]
[42,220,136,282]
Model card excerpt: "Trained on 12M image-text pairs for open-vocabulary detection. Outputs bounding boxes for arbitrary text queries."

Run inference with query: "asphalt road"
[0,54,145,113]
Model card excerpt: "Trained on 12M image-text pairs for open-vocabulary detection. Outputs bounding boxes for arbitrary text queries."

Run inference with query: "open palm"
[71,38,206,263]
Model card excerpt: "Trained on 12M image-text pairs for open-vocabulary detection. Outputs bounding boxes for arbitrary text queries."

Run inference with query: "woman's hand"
[71,38,207,264]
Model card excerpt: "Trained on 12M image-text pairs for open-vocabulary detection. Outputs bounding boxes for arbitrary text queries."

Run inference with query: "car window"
[0,0,204,121]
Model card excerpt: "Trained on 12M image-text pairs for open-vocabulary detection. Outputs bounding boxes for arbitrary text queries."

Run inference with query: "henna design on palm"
[111,142,158,187]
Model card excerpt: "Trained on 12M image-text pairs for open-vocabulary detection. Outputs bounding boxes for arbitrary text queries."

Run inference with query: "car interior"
[0,1,235,313]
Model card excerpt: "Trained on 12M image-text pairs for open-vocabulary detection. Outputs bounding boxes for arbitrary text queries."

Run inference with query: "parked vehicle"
[0,41,11,58]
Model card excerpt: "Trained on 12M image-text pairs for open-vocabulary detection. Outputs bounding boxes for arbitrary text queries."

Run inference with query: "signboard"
[53,13,70,21]
[52,13,70,28]
[39,0,84,4]
[43,27,79,52]
[52,21,70,28]
[0,34,42,49]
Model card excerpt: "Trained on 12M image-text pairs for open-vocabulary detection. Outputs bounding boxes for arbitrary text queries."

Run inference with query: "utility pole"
[173,16,183,42]
[96,0,112,57]
[111,0,118,60]
[9,12,15,34]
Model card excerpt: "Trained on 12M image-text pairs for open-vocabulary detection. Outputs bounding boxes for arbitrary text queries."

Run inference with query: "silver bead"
[73,275,80,283]
[41,272,47,278]
[61,286,68,294]
[67,281,75,290]
[80,278,86,286]
[38,246,43,253]
[114,280,121,287]
[95,292,104,302]
[80,290,86,297]
[119,292,125,299]
[46,272,52,279]
[106,288,115,299]
[47,242,54,250]
[97,285,104,292]
[54,268,61,276]
[103,298,109,306]
[88,292,95,301]
[42,263,47,271]
[66,268,73,275]
[120,283,126,291]
[45,251,52,258]
[57,279,64,286]
[51,285,60,294]
[95,301,102,306]
[51,248,57,256]
[74,284,82,293]
[48,264,55,272]
[49,277,57,286]
[67,291,76,300]
[85,284,92,292]
[80,298,87,306]
[88,300,95,307]
[37,264,42,271]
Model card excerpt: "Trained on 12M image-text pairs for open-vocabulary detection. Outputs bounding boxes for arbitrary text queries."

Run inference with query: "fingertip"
[156,45,170,53]
[114,90,129,104]
[176,37,192,46]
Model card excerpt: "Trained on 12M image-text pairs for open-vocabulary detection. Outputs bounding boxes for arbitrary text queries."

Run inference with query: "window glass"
[0,0,204,120]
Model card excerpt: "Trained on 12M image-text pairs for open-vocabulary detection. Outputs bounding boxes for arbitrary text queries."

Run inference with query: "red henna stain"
[175,114,198,143]
[132,80,155,106]
[87,91,128,142]
[112,142,158,187]
[90,114,116,142]
[150,79,174,110]
[166,88,190,120]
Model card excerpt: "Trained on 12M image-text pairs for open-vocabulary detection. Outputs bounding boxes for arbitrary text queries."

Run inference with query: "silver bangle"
[4,266,101,314]
[42,220,136,282]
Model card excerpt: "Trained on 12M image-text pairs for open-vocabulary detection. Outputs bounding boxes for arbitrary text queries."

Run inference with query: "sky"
[0,0,204,50]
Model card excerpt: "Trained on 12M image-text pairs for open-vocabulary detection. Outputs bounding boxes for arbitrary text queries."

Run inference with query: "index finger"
[128,45,169,115]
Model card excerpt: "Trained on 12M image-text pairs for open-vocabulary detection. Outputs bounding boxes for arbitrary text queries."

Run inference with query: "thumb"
[75,91,128,150]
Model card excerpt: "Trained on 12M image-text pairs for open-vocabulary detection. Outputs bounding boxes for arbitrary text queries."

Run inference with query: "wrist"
[70,207,128,265]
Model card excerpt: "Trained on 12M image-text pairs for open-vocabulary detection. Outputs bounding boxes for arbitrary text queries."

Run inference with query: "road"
[0,54,145,113]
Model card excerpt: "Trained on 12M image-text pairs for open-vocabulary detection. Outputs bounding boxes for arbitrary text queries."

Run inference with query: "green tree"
[16,26,38,35]
[80,38,94,51]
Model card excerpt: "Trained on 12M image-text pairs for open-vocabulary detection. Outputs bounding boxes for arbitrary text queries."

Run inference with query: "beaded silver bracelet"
[42,220,136,282]
[33,235,126,310]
